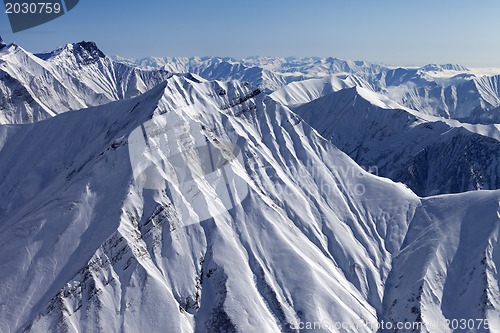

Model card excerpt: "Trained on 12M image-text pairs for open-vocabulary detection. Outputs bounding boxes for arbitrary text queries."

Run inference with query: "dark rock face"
[72,41,106,65]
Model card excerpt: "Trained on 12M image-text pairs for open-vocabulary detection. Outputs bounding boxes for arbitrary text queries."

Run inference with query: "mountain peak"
[36,40,105,64]
[67,40,105,64]
[351,85,407,110]
[0,35,6,49]
[73,40,104,56]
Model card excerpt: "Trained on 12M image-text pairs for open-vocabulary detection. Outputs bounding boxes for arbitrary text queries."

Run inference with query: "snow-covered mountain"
[0,75,408,332]
[0,39,172,124]
[270,75,374,108]
[294,86,500,196]
[2,35,499,126]
[118,55,500,124]
[1,70,499,333]
[1,38,500,333]
[381,71,500,124]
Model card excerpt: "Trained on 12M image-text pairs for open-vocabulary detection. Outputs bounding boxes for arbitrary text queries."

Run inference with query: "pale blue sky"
[1,0,499,67]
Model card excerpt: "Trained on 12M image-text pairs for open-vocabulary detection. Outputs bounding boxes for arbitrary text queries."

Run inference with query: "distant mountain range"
[116,55,500,124]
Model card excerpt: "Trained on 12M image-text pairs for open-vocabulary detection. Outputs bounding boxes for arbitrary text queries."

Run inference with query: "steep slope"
[0,40,172,124]
[1,77,499,333]
[0,77,422,333]
[295,87,500,196]
[383,191,500,332]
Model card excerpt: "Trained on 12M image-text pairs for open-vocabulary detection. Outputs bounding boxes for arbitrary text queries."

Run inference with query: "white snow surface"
[0,39,499,333]
[0,75,499,333]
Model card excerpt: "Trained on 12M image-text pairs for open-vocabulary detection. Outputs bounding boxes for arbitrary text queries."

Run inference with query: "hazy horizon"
[1,0,499,68]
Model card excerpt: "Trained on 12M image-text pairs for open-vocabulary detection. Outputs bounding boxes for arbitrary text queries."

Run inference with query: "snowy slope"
[0,76,425,333]
[295,86,500,196]
[1,75,499,333]
[270,75,373,108]
[383,190,500,333]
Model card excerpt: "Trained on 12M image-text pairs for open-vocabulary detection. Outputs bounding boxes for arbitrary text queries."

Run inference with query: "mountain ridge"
[295,86,500,196]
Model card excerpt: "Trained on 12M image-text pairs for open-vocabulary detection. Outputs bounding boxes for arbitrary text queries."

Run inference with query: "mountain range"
[0,37,499,332]
[117,55,500,125]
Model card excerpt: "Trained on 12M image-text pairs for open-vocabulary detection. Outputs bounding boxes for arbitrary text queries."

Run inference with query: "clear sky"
[0,0,499,67]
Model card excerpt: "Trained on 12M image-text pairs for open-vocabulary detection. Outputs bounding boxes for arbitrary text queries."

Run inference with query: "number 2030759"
[5,2,62,14]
